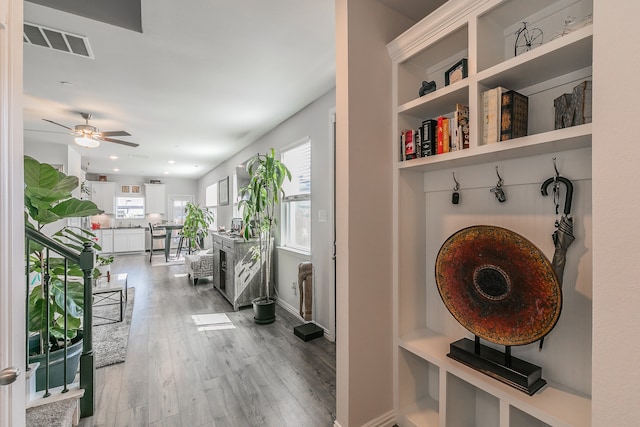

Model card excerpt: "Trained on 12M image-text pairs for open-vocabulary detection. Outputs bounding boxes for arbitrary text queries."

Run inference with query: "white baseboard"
[333,411,396,427]
[276,298,334,341]
[362,410,396,427]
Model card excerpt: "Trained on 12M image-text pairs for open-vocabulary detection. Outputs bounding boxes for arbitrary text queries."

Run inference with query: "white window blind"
[281,138,311,252]
[282,139,311,201]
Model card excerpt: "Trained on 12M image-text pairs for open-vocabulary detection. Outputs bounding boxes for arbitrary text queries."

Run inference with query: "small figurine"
[419,80,436,97]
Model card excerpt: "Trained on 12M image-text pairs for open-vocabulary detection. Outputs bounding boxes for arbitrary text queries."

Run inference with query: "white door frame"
[0,0,26,426]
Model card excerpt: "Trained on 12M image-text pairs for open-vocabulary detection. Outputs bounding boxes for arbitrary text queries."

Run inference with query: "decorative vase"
[252,297,276,324]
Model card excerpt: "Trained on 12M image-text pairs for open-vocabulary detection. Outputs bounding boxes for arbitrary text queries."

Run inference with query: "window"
[168,195,194,225]
[115,196,145,219]
[281,138,311,252]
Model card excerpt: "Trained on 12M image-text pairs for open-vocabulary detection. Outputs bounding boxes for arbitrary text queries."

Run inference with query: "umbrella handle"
[541,176,573,215]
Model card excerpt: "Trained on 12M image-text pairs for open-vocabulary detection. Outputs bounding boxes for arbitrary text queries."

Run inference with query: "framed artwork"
[219,176,229,206]
[132,185,141,194]
[445,58,468,86]
[121,185,130,193]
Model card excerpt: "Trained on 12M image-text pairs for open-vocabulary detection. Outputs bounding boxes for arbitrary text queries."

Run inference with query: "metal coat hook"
[452,172,460,204]
[490,166,506,203]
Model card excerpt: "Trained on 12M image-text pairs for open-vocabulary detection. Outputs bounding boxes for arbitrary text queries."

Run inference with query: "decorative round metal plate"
[435,225,562,346]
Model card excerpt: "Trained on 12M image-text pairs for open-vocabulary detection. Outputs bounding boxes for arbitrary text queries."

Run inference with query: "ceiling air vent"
[23,23,94,59]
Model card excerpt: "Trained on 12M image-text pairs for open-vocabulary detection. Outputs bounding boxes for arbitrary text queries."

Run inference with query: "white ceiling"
[23,0,444,179]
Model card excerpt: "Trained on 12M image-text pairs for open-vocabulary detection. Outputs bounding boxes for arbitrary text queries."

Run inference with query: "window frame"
[280,137,311,253]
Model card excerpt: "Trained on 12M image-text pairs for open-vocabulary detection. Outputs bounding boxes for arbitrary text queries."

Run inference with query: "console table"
[211,233,273,311]
[93,273,128,324]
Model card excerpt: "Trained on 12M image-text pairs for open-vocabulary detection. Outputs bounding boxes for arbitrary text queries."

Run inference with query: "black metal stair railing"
[25,226,95,417]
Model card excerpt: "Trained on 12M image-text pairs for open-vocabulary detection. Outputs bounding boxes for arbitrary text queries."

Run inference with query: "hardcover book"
[500,90,528,141]
[420,119,436,156]
[437,117,444,154]
[455,104,470,149]
[483,87,508,144]
[442,117,450,153]
[403,129,415,160]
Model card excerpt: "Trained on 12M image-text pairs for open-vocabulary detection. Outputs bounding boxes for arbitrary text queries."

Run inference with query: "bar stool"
[175,234,192,258]
[149,223,166,262]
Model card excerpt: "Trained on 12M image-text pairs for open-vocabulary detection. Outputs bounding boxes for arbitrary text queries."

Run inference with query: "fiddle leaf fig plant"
[24,155,103,350]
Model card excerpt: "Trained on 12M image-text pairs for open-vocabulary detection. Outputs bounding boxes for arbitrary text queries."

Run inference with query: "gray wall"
[198,88,336,339]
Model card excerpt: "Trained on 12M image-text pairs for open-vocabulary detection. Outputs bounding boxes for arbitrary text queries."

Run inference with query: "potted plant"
[181,202,215,252]
[24,155,103,390]
[94,255,114,281]
[239,148,291,324]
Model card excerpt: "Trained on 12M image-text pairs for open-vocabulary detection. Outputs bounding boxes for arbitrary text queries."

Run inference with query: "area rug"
[93,288,135,368]
[151,254,185,267]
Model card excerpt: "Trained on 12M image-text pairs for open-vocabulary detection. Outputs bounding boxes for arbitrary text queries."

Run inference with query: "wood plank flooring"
[79,254,336,427]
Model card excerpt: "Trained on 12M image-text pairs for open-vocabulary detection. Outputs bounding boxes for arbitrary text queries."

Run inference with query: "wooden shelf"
[397,123,591,171]
[391,1,593,426]
[477,25,593,90]
[398,397,439,427]
[400,328,591,427]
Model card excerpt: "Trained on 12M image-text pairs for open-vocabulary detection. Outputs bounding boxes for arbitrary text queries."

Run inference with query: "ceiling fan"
[43,112,139,148]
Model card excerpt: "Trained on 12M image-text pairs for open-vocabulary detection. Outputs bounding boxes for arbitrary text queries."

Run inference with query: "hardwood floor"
[79,254,336,427]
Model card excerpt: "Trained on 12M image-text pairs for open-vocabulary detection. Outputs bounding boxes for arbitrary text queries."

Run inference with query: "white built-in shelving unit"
[389,0,593,425]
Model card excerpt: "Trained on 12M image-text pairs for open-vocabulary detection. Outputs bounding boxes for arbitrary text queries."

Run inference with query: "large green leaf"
[24,156,60,189]
[51,279,85,318]
[50,198,103,218]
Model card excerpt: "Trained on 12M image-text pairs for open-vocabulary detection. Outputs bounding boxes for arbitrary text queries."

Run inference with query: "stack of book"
[399,104,469,161]
[482,87,529,144]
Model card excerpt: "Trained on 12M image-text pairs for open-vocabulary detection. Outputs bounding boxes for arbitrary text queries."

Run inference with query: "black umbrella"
[539,175,574,350]
[541,175,575,286]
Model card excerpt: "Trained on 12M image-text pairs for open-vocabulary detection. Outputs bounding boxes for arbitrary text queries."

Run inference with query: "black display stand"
[447,337,547,395]
[294,323,324,342]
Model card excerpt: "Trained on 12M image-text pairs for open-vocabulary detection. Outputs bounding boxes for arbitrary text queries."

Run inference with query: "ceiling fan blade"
[42,119,73,130]
[25,129,72,135]
[101,137,139,147]
[100,130,131,137]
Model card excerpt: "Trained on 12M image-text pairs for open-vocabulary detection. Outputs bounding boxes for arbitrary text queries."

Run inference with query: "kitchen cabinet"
[88,181,116,214]
[144,183,166,214]
[112,228,145,253]
[211,232,273,311]
[95,229,113,253]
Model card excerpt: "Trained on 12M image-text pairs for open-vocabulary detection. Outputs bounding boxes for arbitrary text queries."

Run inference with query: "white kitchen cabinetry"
[389,0,593,426]
[94,229,114,253]
[144,183,166,214]
[89,181,116,214]
[112,228,145,253]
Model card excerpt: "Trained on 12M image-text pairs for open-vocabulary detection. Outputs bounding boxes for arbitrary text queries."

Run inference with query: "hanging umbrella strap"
[541,176,573,216]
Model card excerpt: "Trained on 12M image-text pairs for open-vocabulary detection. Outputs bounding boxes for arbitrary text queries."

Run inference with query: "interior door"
[0,0,27,425]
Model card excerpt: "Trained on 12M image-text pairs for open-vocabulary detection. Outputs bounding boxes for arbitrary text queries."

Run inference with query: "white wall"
[592,2,640,425]
[335,0,413,425]
[198,89,336,338]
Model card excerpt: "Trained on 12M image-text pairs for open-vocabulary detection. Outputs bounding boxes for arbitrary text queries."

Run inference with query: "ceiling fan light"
[75,136,99,148]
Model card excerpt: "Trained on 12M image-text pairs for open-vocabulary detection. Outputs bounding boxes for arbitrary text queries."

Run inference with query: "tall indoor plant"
[181,202,215,252]
[24,155,103,389]
[239,148,291,324]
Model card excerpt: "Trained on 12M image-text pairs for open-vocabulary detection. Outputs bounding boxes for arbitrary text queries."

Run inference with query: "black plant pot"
[253,297,276,324]
[28,330,83,391]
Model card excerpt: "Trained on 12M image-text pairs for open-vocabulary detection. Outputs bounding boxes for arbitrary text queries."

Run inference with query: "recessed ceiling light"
[168,160,175,164]
[113,168,119,172]
[195,165,199,168]
[164,171,169,175]
[109,155,118,160]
